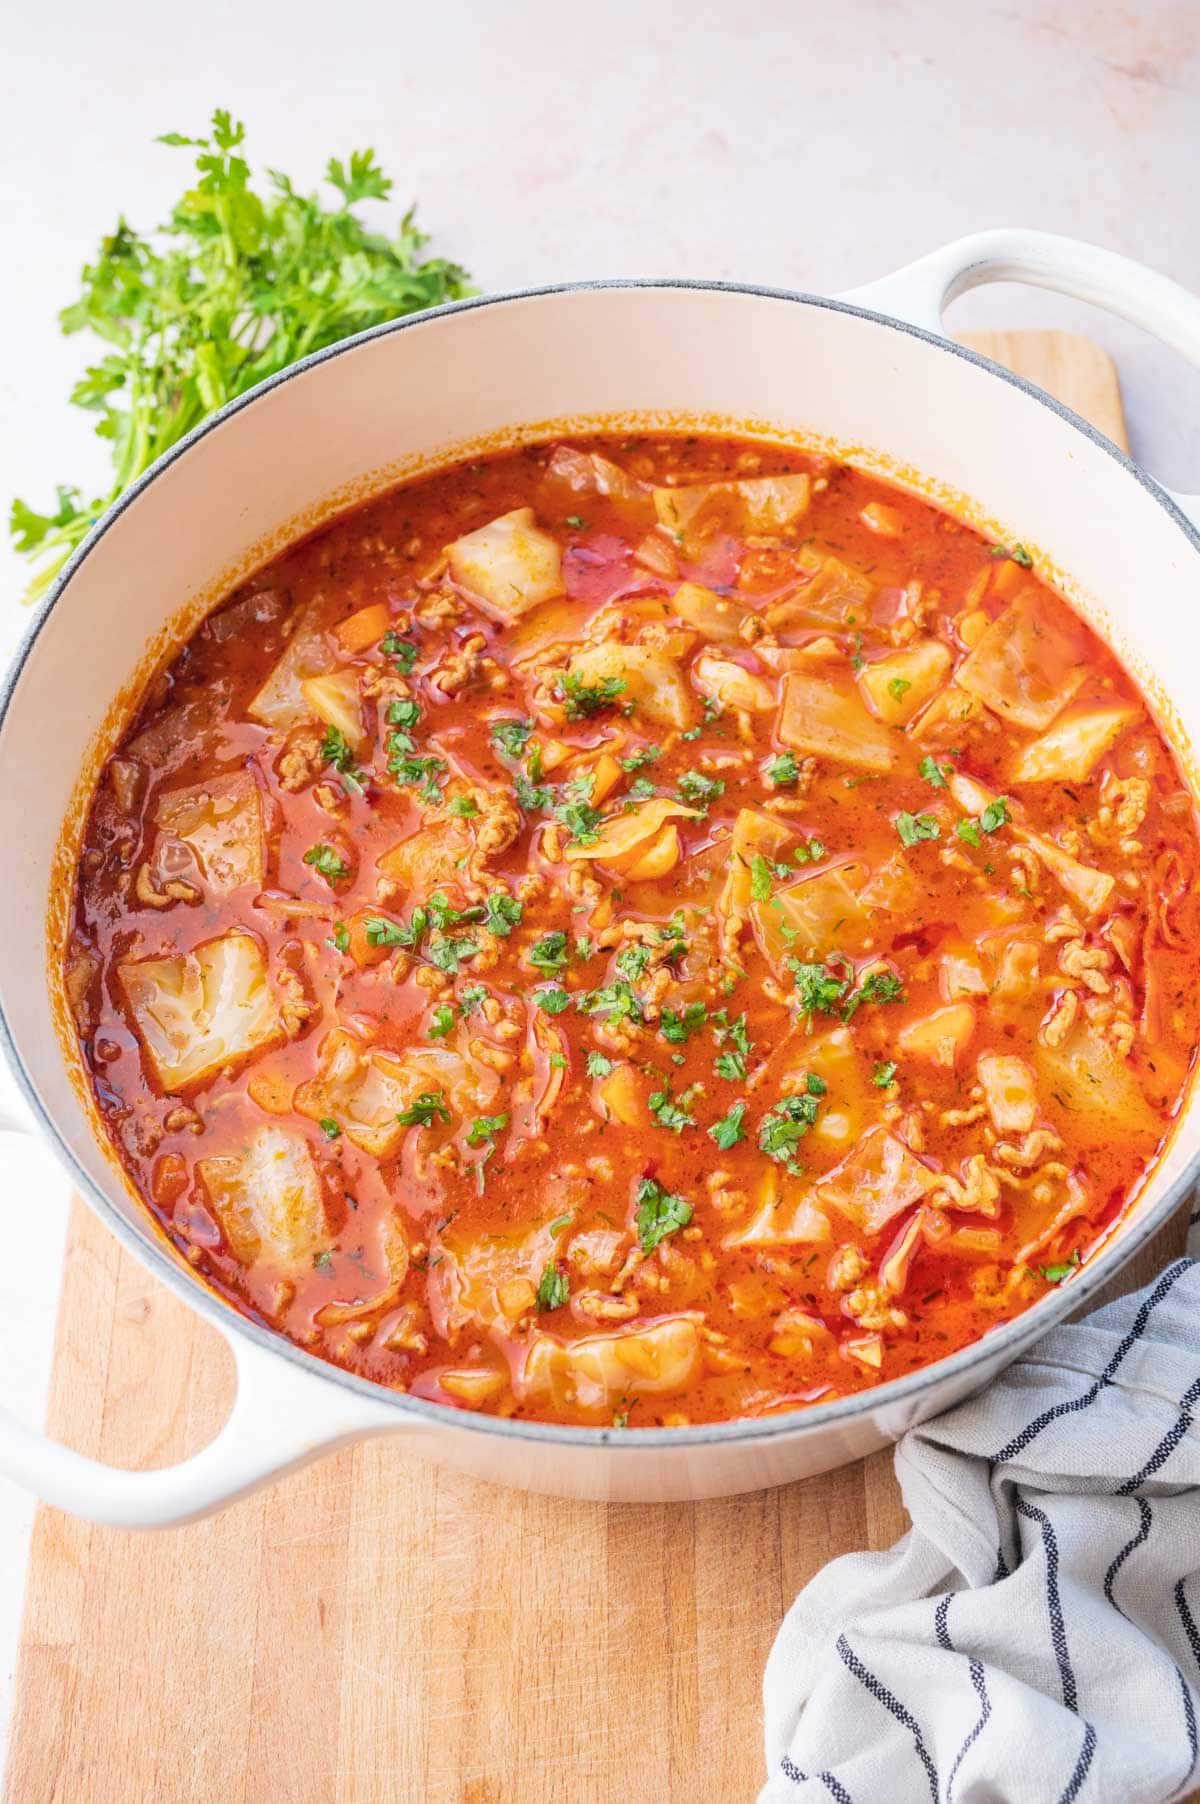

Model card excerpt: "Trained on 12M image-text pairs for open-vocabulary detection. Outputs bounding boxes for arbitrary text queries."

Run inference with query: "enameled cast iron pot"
[4,229,1200,1527]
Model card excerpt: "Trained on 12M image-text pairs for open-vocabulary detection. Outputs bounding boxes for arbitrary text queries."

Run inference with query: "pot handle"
[0,1120,407,1527]
[839,228,1200,532]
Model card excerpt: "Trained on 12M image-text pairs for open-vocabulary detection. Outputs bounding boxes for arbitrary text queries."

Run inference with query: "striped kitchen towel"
[761,1219,1200,1804]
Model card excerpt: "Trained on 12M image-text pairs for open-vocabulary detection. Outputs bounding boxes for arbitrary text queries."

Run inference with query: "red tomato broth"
[65,434,1200,1428]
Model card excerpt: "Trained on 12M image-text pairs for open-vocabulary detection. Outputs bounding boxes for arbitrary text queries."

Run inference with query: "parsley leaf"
[765,751,799,786]
[429,1004,455,1040]
[1039,1249,1081,1283]
[709,1101,747,1149]
[635,1177,693,1253]
[677,769,725,808]
[321,727,365,795]
[319,1118,341,1140]
[586,1051,615,1078]
[750,853,774,901]
[448,795,479,818]
[872,1059,898,1088]
[990,543,1034,568]
[397,1091,450,1127]
[842,970,906,1020]
[466,1112,509,1148]
[536,1262,569,1310]
[536,986,572,1015]
[382,631,418,672]
[895,811,941,847]
[956,819,982,847]
[759,1091,822,1174]
[490,717,534,759]
[919,755,949,789]
[326,922,350,954]
[529,931,569,973]
[484,892,522,937]
[648,1082,699,1133]
[887,676,912,701]
[9,112,473,605]
[304,843,350,884]
[620,745,660,773]
[559,672,627,720]
[789,961,848,1015]
[980,796,1011,833]
[660,1000,707,1045]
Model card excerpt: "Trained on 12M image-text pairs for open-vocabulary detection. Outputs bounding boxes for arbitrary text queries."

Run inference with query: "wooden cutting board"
[6,331,1189,1804]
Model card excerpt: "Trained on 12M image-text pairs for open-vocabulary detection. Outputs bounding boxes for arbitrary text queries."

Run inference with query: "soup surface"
[67,434,1200,1427]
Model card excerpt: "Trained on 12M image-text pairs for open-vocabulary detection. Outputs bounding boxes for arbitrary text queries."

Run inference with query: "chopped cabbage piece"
[1011,705,1140,783]
[858,640,952,725]
[653,473,810,541]
[295,1030,498,1158]
[909,683,992,744]
[378,815,475,894]
[537,446,652,524]
[948,773,1115,916]
[522,1317,700,1413]
[247,596,332,730]
[563,641,692,729]
[119,931,283,1092]
[154,771,266,896]
[976,1052,1039,1134]
[695,654,775,713]
[671,582,751,644]
[956,591,1086,729]
[563,797,701,872]
[816,1127,938,1235]
[718,807,790,924]
[751,860,870,969]
[897,1003,976,1069]
[430,1221,557,1335]
[446,507,564,620]
[198,1126,325,1271]
[1035,1020,1159,1150]
[300,670,366,752]
[765,554,875,632]
[778,674,898,772]
[724,1167,831,1247]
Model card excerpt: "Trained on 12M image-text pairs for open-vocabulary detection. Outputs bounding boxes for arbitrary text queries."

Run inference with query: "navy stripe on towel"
[1016,1498,1077,1712]
[946,1659,991,1804]
[837,1634,939,1804]
[1103,1499,1153,1606]
[779,1756,853,1803]
[1056,1722,1097,1804]
[1116,1373,1200,1495]
[991,1261,1191,1464]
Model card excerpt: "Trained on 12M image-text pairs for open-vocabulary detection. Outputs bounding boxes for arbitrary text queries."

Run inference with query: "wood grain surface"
[6,331,1188,1804]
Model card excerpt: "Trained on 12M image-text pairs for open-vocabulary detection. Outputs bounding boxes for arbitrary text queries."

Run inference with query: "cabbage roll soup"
[67,435,1200,1428]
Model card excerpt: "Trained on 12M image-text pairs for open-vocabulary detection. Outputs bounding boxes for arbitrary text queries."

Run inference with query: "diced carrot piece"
[335,602,391,654]
[589,752,623,805]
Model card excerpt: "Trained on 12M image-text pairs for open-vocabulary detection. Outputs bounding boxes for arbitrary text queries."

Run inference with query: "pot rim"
[8,274,1199,1453]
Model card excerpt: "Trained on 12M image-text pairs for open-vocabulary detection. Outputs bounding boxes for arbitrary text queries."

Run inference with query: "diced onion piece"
[247,596,332,731]
[724,1167,831,1247]
[294,1030,498,1158]
[756,638,842,671]
[858,640,952,726]
[860,502,904,537]
[816,1127,938,1235]
[563,798,700,871]
[695,653,775,713]
[897,1002,976,1070]
[334,602,391,654]
[976,1052,1039,1134]
[119,931,284,1092]
[154,771,266,895]
[1011,705,1140,783]
[770,1309,831,1357]
[653,473,810,540]
[843,1333,883,1370]
[198,1126,325,1271]
[446,507,564,621]
[522,1318,701,1412]
[879,1207,929,1295]
[1035,1019,1159,1149]
[939,948,988,1002]
[751,860,870,971]
[671,582,751,643]
[778,674,898,772]
[300,670,367,753]
[563,641,692,729]
[956,591,1086,729]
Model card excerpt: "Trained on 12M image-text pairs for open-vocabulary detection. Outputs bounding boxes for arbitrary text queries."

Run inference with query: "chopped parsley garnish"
[709,1100,747,1150]
[750,853,774,901]
[574,934,593,960]
[1039,1249,1081,1283]
[919,755,950,789]
[466,1112,509,1148]
[382,631,419,672]
[326,922,350,954]
[559,672,627,720]
[793,838,826,864]
[660,1000,707,1045]
[303,843,350,884]
[621,745,661,773]
[365,915,407,947]
[556,798,603,844]
[536,1262,570,1310]
[459,984,488,1014]
[956,819,982,847]
[980,796,1011,833]
[448,795,479,818]
[586,1050,615,1078]
[396,1091,450,1127]
[515,773,555,812]
[873,1060,898,1088]
[536,986,572,1015]
[627,777,657,802]
[635,1177,693,1253]
[616,943,653,982]
[319,1118,341,1140]
[648,1081,699,1133]
[765,751,799,787]
[989,543,1034,568]
[490,717,535,760]
[850,631,865,671]
[429,1004,455,1040]
[677,769,725,808]
[529,931,569,973]
[484,892,522,936]
[313,1249,334,1274]
[790,961,848,1015]
[564,514,588,530]
[759,1090,822,1174]
[896,811,941,847]
[842,969,906,1020]
[887,677,912,702]
[427,934,479,974]
[321,727,365,795]
[576,980,644,1026]
[712,1010,752,1079]
[387,697,420,731]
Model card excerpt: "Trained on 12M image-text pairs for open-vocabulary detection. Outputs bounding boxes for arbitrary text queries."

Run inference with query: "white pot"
[3,229,1199,1527]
